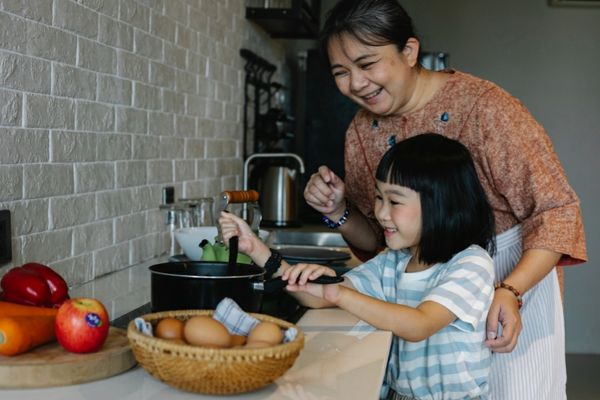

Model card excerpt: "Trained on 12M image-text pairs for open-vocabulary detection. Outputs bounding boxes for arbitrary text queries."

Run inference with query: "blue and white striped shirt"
[345,245,494,400]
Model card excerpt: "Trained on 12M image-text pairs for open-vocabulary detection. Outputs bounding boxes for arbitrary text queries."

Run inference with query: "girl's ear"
[402,38,420,68]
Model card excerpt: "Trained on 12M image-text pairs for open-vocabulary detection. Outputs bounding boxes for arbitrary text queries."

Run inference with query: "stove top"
[259,291,307,324]
[112,266,350,329]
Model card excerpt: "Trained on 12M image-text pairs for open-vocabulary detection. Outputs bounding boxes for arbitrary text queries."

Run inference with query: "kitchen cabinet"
[292,49,359,223]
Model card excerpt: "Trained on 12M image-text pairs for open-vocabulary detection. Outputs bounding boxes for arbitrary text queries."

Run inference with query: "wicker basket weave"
[127,309,305,394]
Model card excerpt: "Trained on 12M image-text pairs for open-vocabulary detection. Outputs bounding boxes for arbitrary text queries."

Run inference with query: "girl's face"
[374,180,422,255]
[327,33,420,117]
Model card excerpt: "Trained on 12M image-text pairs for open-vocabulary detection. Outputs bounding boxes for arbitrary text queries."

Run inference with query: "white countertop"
[0,309,392,400]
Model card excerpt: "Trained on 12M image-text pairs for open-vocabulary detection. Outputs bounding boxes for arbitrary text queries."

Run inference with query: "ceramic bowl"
[174,227,270,261]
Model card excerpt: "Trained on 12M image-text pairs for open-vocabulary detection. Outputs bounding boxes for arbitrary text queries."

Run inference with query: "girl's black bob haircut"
[376,133,496,264]
[319,0,419,68]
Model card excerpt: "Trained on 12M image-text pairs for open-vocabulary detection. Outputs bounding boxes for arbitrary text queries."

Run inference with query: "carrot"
[0,300,58,318]
[0,315,56,356]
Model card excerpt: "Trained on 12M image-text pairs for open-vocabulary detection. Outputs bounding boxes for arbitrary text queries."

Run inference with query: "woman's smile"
[328,33,422,116]
[361,87,384,104]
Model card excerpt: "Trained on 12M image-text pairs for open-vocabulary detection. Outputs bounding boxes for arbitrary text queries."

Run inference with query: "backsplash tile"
[0,1,286,304]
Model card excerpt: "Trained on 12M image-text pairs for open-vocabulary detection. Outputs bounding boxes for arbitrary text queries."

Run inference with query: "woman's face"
[327,33,419,116]
[374,180,422,254]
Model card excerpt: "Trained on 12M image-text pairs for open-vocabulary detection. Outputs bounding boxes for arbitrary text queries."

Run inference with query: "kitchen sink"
[265,229,360,269]
[261,229,355,323]
[266,230,348,248]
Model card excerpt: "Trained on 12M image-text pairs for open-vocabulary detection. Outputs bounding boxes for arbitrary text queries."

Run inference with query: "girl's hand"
[304,166,346,216]
[283,263,342,303]
[218,211,264,259]
[484,288,523,352]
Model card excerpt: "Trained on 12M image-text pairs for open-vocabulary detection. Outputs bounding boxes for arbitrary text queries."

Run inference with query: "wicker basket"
[127,309,305,394]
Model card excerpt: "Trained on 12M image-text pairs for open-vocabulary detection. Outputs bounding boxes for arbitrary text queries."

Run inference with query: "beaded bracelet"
[495,282,523,309]
[322,205,350,229]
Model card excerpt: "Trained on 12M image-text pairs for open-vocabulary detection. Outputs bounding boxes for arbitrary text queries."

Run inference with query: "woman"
[303,0,587,399]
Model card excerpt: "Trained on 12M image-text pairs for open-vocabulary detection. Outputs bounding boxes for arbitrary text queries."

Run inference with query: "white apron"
[489,225,566,400]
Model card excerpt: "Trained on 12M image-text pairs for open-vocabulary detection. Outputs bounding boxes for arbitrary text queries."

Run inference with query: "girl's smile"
[382,226,398,237]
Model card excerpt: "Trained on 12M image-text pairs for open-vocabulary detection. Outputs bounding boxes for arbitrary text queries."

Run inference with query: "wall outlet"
[0,210,12,263]
[162,186,175,204]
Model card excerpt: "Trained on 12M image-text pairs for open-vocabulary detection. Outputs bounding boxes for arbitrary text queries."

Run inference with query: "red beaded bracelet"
[495,282,523,309]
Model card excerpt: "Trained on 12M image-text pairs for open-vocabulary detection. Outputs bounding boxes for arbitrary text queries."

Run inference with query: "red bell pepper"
[0,267,51,307]
[0,263,69,307]
[22,263,69,306]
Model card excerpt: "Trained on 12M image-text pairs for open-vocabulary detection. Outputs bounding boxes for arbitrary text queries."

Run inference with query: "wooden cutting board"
[0,327,136,388]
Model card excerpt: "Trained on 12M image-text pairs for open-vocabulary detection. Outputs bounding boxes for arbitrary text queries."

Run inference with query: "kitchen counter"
[0,309,392,400]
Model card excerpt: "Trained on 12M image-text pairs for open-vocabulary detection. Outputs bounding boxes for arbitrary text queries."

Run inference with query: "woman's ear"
[401,38,420,67]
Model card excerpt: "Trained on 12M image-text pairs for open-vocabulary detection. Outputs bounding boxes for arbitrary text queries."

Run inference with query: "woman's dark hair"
[375,133,496,264]
[320,0,419,67]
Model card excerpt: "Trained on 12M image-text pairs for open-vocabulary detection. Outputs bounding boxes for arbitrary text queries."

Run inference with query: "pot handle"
[252,275,344,294]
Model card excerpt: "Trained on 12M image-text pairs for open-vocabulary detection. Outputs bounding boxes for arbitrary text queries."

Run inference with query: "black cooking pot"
[149,261,343,313]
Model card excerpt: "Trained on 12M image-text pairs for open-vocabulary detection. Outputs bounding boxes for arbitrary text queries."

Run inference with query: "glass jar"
[177,198,215,227]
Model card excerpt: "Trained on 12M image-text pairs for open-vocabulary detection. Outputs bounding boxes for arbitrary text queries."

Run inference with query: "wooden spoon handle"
[222,190,259,204]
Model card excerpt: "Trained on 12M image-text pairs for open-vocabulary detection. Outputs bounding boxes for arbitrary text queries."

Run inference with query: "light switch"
[0,209,12,262]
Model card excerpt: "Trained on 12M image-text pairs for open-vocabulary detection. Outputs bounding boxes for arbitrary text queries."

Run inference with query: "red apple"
[55,297,110,353]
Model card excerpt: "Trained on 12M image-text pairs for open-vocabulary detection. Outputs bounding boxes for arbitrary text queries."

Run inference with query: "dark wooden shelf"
[246,0,320,39]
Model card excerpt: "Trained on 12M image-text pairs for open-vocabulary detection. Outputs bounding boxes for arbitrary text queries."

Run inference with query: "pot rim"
[149,262,265,280]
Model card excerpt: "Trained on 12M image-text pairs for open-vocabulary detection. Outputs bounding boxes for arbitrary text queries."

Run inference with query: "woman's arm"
[473,87,586,352]
[325,202,381,253]
[485,248,561,352]
[304,166,381,253]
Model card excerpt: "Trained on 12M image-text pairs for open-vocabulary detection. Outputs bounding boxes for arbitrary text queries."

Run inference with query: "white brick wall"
[0,0,286,302]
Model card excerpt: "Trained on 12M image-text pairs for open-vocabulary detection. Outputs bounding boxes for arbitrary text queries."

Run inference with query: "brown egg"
[247,322,283,346]
[155,317,185,340]
[230,334,247,347]
[244,340,272,349]
[184,316,232,348]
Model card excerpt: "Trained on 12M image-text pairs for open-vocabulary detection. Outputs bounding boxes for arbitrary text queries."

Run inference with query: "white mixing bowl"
[174,226,270,261]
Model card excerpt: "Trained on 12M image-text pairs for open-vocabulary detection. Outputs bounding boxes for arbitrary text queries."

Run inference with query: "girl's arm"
[219,212,345,308]
[332,286,455,342]
[284,264,456,342]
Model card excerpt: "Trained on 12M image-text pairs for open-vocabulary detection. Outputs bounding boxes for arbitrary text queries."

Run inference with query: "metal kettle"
[243,153,305,227]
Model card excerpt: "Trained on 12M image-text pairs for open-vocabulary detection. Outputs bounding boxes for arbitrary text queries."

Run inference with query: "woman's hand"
[485,249,559,353]
[304,166,346,218]
[218,211,265,260]
[283,263,342,303]
[484,289,523,352]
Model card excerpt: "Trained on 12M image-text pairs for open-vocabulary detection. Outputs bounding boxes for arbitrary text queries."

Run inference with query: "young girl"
[220,133,496,400]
